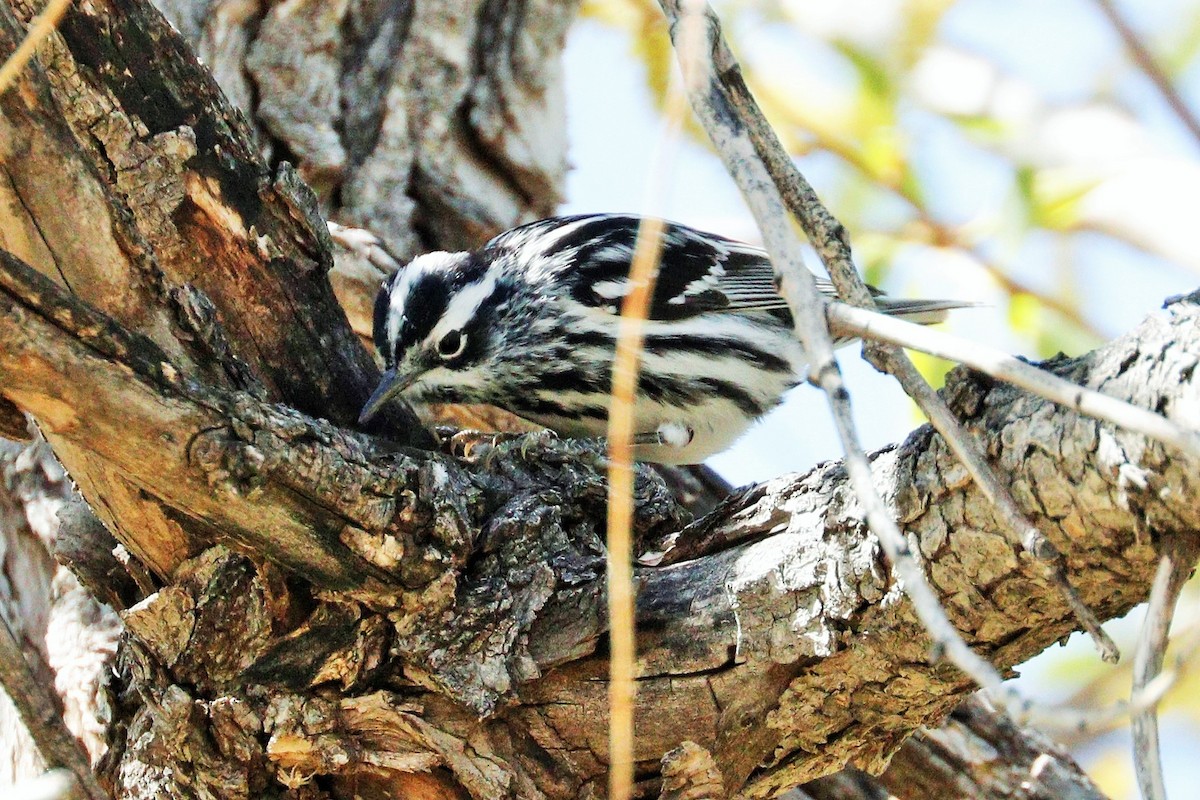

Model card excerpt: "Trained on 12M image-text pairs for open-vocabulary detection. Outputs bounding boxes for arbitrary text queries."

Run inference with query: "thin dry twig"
[1005,614,1200,735]
[720,14,1120,661]
[607,215,666,799]
[658,0,1011,696]
[0,614,107,800]
[826,302,1200,460]
[605,43,696,800]
[1093,0,1200,147]
[1130,539,1198,800]
[327,221,403,273]
[751,80,1108,341]
[0,0,74,94]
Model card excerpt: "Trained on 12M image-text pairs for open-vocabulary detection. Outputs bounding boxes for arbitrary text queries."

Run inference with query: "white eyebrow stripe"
[387,311,404,355]
[430,272,498,344]
[387,251,467,352]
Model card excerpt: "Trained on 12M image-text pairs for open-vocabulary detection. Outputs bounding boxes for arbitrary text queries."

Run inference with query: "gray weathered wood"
[1,0,1196,797]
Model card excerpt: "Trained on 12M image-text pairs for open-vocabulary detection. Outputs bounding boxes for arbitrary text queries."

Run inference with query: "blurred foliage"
[579,1,1200,797]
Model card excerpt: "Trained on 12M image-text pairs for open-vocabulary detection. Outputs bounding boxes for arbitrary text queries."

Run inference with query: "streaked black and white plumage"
[359,214,970,464]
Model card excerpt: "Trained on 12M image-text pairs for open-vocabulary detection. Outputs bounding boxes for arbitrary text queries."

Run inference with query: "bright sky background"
[563,1,1199,486]
[560,1,1200,795]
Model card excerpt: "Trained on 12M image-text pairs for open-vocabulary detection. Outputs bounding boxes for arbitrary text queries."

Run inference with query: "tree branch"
[0,0,429,440]
[1130,535,1198,800]
[0,613,107,800]
[658,0,1017,706]
[1093,0,1200,147]
[2,0,1199,796]
[807,695,1109,800]
[660,0,1146,672]
[2,230,1196,795]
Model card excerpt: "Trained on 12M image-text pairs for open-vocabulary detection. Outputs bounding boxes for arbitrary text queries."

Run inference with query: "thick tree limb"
[0,0,438,580]
[0,0,429,433]
[2,0,1198,796]
[0,237,1196,794]
[0,245,565,591]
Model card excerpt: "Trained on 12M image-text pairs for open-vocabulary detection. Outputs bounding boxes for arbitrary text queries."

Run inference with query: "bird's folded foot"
[442,423,694,469]
[444,427,565,467]
[631,422,694,450]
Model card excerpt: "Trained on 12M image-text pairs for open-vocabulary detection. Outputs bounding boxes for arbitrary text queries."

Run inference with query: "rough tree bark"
[0,1,1194,799]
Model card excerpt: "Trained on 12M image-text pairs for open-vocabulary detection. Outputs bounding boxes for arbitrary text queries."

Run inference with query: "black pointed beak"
[359,367,415,424]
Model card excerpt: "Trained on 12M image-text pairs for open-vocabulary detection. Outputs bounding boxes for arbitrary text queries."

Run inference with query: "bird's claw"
[444,428,563,467]
[444,428,500,460]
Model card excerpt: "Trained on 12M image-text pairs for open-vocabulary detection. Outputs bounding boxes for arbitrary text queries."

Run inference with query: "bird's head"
[359,251,515,423]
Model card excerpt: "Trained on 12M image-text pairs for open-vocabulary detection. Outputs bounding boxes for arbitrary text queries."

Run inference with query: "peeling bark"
[155,0,573,257]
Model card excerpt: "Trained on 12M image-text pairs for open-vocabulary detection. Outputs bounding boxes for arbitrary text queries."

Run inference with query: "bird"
[358,213,971,464]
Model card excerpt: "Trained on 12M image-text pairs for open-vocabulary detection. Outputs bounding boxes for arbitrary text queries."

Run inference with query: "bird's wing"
[483,213,828,321]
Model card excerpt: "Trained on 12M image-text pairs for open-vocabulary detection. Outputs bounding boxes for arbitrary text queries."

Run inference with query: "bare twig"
[659,0,1010,695]
[327,221,403,273]
[1093,0,1200,148]
[725,21,1120,660]
[1007,615,1200,734]
[607,214,666,799]
[606,37,695,799]
[1131,539,1198,800]
[826,302,1200,460]
[751,80,1108,341]
[0,0,73,94]
[831,693,1110,800]
[0,614,107,800]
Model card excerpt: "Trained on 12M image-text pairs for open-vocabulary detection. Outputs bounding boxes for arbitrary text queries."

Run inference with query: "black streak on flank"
[509,396,609,421]
[644,334,791,373]
[698,377,768,417]
[535,368,609,396]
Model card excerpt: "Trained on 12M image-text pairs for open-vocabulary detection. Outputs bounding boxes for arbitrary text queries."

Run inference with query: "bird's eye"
[438,330,467,360]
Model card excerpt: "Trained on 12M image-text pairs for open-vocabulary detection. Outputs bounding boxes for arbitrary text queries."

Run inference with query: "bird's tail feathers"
[874,297,981,326]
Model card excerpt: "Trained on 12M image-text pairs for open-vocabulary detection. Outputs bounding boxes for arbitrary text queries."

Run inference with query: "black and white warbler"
[359,214,970,464]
